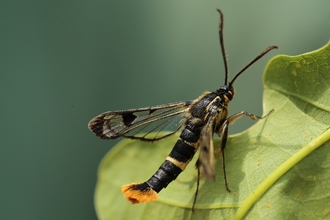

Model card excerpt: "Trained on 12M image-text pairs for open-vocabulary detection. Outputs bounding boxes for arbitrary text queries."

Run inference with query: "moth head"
[217,85,235,101]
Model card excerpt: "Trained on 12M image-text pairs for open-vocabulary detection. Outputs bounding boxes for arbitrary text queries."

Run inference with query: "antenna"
[216,9,229,85]
[228,45,278,88]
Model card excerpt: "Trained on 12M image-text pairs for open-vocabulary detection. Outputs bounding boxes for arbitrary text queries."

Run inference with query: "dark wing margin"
[88,101,192,141]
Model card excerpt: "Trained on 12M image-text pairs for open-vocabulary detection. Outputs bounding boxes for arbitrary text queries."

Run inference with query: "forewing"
[197,114,216,180]
[88,101,192,141]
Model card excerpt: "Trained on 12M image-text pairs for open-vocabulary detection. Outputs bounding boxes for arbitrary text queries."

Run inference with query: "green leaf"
[95,41,330,220]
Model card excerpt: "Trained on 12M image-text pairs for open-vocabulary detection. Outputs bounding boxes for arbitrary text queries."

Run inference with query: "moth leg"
[227,109,274,125]
[192,160,201,212]
[218,120,231,192]
[216,109,273,192]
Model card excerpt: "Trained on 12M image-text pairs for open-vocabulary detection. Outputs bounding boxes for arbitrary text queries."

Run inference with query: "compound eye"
[226,90,233,100]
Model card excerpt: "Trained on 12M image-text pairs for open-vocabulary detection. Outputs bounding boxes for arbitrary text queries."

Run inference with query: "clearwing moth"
[88,9,277,210]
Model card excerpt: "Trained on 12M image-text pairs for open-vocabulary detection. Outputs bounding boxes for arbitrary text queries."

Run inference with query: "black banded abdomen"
[121,121,203,203]
[147,138,198,192]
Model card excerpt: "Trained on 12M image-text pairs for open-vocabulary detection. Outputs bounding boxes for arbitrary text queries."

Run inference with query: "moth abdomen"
[121,124,201,203]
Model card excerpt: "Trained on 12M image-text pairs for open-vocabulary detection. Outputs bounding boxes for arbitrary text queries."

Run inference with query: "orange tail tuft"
[121,182,158,204]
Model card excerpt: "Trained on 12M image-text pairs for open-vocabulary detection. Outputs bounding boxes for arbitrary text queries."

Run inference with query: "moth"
[88,9,277,209]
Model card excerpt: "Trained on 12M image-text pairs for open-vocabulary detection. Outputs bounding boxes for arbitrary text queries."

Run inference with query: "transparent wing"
[88,101,192,141]
[197,114,216,180]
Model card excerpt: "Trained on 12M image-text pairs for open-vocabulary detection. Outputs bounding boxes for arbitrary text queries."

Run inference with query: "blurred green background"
[1,1,329,219]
